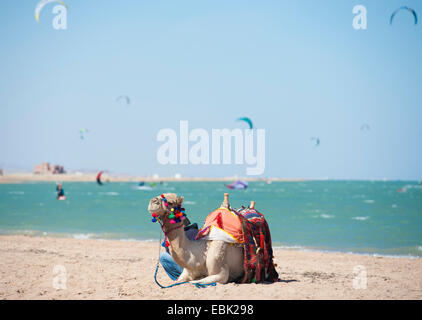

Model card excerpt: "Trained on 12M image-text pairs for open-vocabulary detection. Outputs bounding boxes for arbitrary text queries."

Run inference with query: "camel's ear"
[177,196,184,206]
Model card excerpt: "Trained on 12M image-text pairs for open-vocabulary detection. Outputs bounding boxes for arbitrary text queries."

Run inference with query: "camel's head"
[148,193,184,223]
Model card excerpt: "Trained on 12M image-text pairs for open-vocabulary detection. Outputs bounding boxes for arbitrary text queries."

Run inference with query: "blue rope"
[194,282,217,289]
[154,258,217,289]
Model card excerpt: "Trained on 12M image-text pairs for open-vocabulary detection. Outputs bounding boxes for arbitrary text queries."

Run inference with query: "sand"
[0,235,421,300]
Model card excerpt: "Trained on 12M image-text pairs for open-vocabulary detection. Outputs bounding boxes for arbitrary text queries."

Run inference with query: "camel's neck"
[166,224,200,269]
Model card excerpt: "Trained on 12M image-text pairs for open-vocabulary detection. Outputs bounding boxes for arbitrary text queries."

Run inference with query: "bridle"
[150,194,187,247]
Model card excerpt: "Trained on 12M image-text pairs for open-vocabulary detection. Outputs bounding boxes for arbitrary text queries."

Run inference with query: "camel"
[147,193,247,284]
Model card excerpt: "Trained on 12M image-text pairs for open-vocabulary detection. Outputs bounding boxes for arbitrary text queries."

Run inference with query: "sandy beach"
[0,235,421,300]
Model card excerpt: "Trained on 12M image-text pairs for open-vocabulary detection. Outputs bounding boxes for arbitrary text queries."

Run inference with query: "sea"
[1,180,421,258]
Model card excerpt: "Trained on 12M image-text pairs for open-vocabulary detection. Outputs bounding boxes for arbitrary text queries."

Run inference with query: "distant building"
[0,168,3,176]
[34,162,66,174]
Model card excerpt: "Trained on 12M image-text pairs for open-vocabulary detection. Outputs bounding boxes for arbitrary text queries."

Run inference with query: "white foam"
[135,186,154,191]
[313,214,334,219]
[274,245,305,250]
[99,192,119,196]
[72,233,94,240]
[352,216,370,221]
[403,184,422,190]
[184,201,196,205]
[9,191,24,195]
[364,200,374,204]
[274,244,420,259]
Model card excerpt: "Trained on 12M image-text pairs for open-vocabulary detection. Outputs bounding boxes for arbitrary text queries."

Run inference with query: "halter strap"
[162,223,184,236]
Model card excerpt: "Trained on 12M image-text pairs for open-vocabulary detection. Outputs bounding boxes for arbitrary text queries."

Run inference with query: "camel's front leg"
[189,265,229,284]
[177,268,195,282]
[190,240,230,284]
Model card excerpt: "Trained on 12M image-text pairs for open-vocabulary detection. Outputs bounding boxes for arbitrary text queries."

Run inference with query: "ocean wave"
[0,230,152,243]
[345,252,420,259]
[9,191,24,195]
[273,243,420,259]
[99,192,119,196]
[184,201,196,205]
[352,216,370,221]
[273,245,305,250]
[402,184,422,190]
[135,186,155,191]
[313,214,334,219]
[363,200,374,204]
[72,233,95,240]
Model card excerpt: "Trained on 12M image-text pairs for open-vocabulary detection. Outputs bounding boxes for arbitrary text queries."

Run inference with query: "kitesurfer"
[56,183,65,200]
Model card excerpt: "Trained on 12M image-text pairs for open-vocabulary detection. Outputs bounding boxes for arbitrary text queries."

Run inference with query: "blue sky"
[0,0,421,179]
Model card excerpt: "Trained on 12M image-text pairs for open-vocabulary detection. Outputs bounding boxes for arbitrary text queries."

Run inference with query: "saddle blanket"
[195,207,245,244]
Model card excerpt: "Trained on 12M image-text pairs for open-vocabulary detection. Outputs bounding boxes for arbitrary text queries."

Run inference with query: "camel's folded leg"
[177,269,194,282]
[189,266,229,284]
[190,240,230,284]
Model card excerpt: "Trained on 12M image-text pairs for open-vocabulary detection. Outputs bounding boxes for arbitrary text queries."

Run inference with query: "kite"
[96,171,103,185]
[360,124,371,131]
[236,117,253,129]
[79,128,89,140]
[310,137,320,147]
[390,6,418,25]
[226,180,248,190]
[116,95,130,106]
